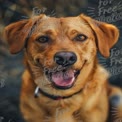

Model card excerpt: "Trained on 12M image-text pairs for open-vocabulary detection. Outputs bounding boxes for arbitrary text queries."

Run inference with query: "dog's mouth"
[45,67,80,90]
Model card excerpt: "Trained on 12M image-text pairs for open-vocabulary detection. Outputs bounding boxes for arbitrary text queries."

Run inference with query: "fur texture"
[4,14,122,122]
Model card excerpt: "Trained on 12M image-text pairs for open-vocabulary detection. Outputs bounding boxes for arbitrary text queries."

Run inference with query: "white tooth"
[74,70,76,72]
[34,86,40,98]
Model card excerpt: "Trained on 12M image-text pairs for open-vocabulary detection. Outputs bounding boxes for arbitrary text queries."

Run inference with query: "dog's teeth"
[74,70,78,73]
[34,86,40,98]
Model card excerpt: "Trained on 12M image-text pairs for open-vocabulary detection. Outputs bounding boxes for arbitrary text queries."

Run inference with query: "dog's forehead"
[38,17,61,29]
[37,16,92,33]
[60,17,87,27]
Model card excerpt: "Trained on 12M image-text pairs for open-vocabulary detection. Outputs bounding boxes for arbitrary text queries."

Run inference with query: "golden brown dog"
[4,14,122,122]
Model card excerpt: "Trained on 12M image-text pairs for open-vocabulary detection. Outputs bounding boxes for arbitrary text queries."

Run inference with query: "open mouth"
[45,67,80,90]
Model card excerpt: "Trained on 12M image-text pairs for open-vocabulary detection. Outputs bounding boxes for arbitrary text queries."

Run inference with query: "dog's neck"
[34,86,83,100]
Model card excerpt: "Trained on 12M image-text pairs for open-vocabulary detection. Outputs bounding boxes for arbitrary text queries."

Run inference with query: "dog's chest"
[43,108,82,122]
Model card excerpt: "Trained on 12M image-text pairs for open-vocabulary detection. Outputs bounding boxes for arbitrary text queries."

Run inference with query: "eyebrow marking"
[43,29,58,38]
[45,30,54,35]
[71,30,78,35]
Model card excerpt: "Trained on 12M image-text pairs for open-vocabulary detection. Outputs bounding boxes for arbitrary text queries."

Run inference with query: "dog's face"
[4,14,119,96]
[27,16,97,94]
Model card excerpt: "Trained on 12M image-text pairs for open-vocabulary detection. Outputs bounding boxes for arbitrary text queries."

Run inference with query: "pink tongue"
[52,69,75,87]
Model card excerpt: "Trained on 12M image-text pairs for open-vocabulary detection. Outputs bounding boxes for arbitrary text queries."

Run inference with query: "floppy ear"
[4,14,46,54]
[80,14,119,57]
[4,20,33,54]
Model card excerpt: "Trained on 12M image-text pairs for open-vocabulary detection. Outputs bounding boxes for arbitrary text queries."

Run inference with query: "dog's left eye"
[74,34,87,42]
[36,36,49,43]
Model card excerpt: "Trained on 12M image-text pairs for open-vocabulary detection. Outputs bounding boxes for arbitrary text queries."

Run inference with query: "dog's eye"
[74,34,87,42]
[37,36,49,43]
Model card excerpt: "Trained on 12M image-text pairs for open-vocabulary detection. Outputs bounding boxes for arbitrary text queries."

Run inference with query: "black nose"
[54,51,77,66]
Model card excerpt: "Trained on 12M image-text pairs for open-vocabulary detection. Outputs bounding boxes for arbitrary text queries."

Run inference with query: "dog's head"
[4,14,119,96]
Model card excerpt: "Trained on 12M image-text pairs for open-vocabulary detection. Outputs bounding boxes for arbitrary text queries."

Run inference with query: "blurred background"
[0,0,122,121]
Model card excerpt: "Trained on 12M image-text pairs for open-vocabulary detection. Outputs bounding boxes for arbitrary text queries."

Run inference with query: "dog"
[4,14,122,122]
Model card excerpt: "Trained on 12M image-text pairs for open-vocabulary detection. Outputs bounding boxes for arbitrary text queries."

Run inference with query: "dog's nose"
[54,52,77,66]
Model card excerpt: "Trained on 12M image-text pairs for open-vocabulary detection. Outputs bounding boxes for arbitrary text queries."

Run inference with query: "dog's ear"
[4,14,46,54]
[80,14,119,57]
[4,20,32,54]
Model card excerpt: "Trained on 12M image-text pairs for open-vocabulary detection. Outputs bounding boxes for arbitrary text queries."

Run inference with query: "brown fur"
[4,14,122,122]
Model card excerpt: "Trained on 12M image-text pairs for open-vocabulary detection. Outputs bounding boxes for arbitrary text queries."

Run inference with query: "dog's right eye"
[74,34,87,42]
[36,36,49,43]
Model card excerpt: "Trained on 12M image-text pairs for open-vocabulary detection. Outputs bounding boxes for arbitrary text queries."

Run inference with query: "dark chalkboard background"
[0,0,122,121]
